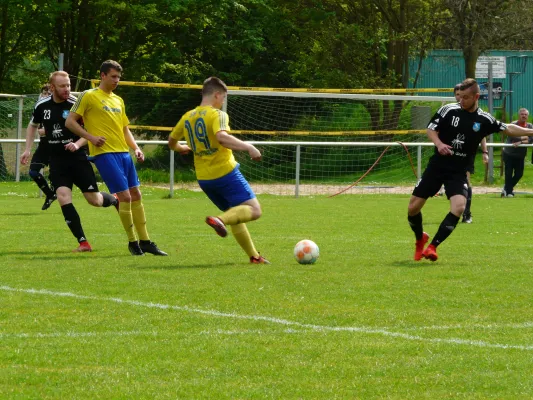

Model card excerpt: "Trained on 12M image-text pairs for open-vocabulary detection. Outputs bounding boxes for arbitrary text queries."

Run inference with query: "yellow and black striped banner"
[229,130,427,136]
[92,80,453,94]
[129,125,427,136]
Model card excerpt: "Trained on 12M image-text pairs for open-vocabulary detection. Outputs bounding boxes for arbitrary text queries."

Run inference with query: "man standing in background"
[501,108,533,197]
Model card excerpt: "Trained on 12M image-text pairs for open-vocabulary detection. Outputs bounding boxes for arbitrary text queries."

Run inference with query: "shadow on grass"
[392,260,440,268]
[1,250,244,268]
[0,212,50,216]
[133,262,236,270]
[0,250,122,260]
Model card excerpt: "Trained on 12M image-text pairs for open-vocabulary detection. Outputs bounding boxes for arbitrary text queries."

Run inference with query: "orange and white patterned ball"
[294,240,319,264]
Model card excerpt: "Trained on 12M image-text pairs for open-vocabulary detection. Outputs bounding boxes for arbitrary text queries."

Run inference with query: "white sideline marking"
[200,329,304,335]
[2,285,532,351]
[395,322,533,331]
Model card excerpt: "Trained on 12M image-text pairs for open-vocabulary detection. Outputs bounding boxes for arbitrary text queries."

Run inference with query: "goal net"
[110,82,453,195]
[226,90,451,195]
[1,83,454,197]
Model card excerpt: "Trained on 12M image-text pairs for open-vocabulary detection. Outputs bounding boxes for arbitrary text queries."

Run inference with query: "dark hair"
[453,83,461,94]
[460,78,479,93]
[40,84,50,93]
[100,60,123,75]
[202,77,228,96]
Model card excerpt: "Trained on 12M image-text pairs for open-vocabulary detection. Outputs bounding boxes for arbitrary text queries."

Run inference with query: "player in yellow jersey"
[65,60,167,256]
[168,77,270,264]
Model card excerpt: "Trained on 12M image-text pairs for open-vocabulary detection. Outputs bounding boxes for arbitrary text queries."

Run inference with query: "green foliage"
[0,0,45,92]
[1,0,461,94]
[237,138,419,184]
[136,167,196,184]
[6,57,54,94]
[136,144,197,183]
[117,86,200,140]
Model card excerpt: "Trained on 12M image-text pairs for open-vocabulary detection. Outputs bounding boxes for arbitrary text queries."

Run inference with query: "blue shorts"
[198,166,256,211]
[93,152,140,194]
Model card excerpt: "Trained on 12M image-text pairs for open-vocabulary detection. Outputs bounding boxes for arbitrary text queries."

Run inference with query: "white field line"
[200,329,305,335]
[393,322,533,331]
[2,285,532,351]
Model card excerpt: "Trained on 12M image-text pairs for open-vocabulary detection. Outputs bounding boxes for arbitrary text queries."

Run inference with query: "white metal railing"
[0,95,26,181]
[0,138,526,197]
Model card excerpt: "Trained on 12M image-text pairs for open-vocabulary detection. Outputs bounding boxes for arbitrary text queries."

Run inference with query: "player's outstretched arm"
[504,124,533,137]
[21,122,38,165]
[66,112,106,147]
[216,130,262,161]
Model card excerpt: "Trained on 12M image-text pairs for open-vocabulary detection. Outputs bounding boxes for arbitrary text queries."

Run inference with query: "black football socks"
[408,212,423,241]
[432,212,460,247]
[61,203,87,243]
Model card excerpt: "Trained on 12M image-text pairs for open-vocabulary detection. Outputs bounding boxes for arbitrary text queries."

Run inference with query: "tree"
[0,0,43,92]
[27,0,169,90]
[439,0,533,78]
[280,0,445,129]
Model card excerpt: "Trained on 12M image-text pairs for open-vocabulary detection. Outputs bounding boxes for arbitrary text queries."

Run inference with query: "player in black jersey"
[24,71,118,253]
[436,82,489,215]
[408,78,533,262]
[21,84,57,210]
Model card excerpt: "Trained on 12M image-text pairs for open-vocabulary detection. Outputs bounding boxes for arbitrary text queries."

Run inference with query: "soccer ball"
[294,240,319,264]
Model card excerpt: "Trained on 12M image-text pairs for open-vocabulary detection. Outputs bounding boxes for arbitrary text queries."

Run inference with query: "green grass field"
[1,182,533,399]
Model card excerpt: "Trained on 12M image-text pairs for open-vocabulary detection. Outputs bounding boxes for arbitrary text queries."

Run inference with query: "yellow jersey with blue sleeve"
[170,106,237,180]
[70,88,130,156]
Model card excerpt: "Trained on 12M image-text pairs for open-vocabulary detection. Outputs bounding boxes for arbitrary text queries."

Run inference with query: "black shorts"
[29,144,49,171]
[412,165,469,199]
[49,157,99,193]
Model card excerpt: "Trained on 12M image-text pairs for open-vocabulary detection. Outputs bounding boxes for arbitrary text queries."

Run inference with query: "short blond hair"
[49,71,69,85]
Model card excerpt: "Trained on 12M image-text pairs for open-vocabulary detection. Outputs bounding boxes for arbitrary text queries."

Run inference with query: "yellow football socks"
[131,200,150,241]
[220,205,253,226]
[231,223,259,258]
[118,201,137,242]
